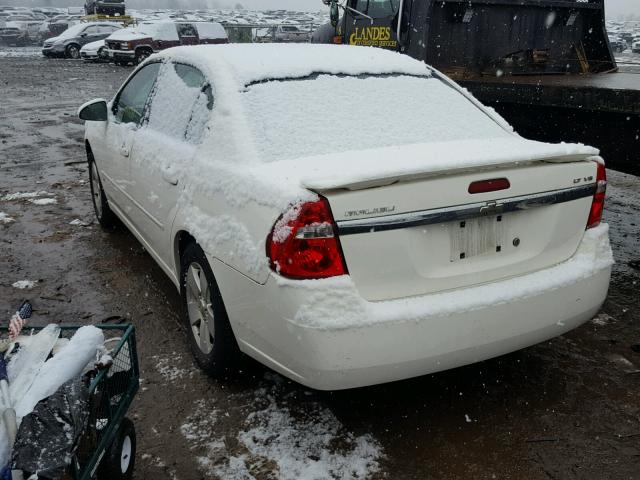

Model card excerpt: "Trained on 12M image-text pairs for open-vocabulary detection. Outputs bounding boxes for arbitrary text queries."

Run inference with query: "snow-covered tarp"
[0,325,105,467]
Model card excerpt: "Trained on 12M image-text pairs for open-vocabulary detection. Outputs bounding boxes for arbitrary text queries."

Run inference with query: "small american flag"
[9,301,32,340]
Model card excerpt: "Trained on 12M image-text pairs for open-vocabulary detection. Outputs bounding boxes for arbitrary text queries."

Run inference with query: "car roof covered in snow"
[154,44,432,87]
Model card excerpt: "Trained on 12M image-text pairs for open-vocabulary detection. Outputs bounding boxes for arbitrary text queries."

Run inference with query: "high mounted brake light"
[586,161,607,229]
[267,198,347,279]
[468,178,511,194]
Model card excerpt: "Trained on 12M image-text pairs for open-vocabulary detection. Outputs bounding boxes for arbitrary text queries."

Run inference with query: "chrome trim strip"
[336,184,596,236]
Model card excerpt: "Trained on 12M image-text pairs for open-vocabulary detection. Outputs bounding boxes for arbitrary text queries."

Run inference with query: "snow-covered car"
[42,21,121,59]
[0,15,47,45]
[78,44,612,390]
[105,21,228,66]
[80,39,108,61]
[633,40,640,53]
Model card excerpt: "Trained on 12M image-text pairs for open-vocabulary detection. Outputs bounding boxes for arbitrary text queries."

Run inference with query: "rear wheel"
[65,43,80,59]
[88,152,119,230]
[98,417,136,480]
[180,242,240,377]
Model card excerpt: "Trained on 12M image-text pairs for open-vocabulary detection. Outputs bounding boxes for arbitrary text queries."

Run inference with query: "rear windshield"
[241,74,510,163]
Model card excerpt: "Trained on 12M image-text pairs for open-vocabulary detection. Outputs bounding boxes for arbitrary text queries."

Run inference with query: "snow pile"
[287,223,614,330]
[69,219,91,227]
[29,198,57,206]
[11,280,37,290]
[0,213,14,224]
[1,191,49,201]
[188,378,383,480]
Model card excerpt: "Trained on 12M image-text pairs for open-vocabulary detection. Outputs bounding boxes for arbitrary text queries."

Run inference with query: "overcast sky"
[237,0,637,15]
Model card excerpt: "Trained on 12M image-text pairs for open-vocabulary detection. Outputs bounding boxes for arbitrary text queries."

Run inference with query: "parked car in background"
[608,36,626,53]
[633,40,640,54]
[0,14,47,45]
[42,22,121,58]
[79,44,612,391]
[81,39,109,62]
[105,21,227,65]
[274,24,311,42]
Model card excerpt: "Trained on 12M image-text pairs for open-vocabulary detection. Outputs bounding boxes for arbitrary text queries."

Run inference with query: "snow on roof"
[156,44,432,87]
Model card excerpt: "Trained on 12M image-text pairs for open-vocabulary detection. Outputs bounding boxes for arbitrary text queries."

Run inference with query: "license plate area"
[449,215,506,262]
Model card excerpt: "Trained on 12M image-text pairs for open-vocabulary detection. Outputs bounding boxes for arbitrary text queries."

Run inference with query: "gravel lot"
[0,53,639,480]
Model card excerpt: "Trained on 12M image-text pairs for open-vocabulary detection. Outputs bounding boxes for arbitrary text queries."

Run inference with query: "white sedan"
[79,44,612,390]
[80,39,108,62]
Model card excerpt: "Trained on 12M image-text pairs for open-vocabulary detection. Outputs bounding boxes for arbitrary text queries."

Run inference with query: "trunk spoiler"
[294,137,598,191]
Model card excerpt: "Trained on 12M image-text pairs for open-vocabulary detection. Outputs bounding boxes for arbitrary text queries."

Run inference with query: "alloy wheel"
[185,262,215,354]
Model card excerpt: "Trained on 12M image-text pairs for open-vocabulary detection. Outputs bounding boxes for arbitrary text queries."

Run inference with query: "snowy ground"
[0,55,639,480]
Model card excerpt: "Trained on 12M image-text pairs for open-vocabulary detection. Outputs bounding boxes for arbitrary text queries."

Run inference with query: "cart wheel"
[98,417,136,480]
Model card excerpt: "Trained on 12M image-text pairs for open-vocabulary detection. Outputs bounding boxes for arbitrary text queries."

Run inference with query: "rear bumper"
[213,224,613,390]
[81,50,99,59]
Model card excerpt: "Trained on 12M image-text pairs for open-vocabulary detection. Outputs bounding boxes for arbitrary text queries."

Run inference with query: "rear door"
[96,24,119,41]
[127,62,213,265]
[79,25,101,45]
[344,0,399,50]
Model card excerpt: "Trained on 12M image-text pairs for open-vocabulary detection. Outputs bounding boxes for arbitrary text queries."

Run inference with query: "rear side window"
[113,62,161,125]
[177,23,197,38]
[146,63,213,144]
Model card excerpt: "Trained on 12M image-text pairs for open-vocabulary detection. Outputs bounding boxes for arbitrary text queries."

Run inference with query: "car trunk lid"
[297,141,599,302]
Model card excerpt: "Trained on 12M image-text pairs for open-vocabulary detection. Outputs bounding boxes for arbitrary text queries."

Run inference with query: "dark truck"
[105,21,228,65]
[85,0,125,16]
[315,0,640,175]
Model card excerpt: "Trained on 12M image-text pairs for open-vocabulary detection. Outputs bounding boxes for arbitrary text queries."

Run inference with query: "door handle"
[119,141,130,157]
[162,171,179,186]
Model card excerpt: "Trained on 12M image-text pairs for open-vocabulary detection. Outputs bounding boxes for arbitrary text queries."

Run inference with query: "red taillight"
[267,198,347,279]
[468,178,511,194]
[587,161,607,229]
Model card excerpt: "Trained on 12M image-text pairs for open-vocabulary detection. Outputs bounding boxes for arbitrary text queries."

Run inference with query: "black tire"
[135,48,151,65]
[98,417,136,480]
[88,151,119,230]
[180,242,240,377]
[65,43,80,59]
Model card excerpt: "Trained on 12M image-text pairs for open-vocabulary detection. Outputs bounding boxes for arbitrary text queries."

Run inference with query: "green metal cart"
[2,324,140,480]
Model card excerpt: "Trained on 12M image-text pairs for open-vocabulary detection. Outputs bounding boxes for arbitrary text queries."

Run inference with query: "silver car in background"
[42,22,121,59]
